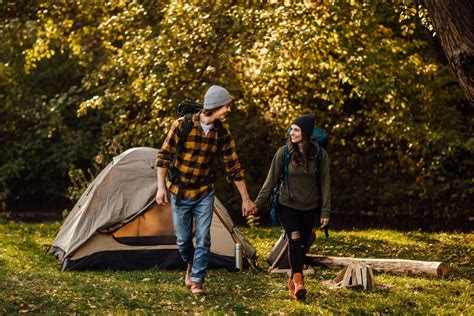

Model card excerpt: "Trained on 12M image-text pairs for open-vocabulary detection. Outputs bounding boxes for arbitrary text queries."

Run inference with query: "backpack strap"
[213,119,225,152]
[270,145,291,226]
[283,145,292,201]
[283,145,290,177]
[177,113,193,153]
[170,113,193,205]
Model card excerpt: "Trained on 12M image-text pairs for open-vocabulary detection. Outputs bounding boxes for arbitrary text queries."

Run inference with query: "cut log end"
[437,263,450,277]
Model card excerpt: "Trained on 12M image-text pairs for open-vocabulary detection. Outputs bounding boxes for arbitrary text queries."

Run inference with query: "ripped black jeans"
[277,203,317,277]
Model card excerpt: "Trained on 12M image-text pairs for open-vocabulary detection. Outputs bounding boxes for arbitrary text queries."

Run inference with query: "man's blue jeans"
[170,190,215,284]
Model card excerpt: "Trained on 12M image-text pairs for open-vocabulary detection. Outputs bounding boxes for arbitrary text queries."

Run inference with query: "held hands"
[242,198,257,217]
[155,187,169,205]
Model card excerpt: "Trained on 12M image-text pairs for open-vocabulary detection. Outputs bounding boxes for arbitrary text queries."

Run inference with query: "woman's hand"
[320,217,329,228]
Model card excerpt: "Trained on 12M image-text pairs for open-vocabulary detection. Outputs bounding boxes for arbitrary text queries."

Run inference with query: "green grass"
[0,222,472,314]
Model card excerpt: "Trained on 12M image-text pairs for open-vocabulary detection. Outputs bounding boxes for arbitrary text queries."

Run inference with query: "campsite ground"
[0,222,472,314]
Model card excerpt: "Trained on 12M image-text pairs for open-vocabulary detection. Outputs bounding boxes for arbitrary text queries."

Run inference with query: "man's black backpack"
[175,100,202,151]
[175,100,225,153]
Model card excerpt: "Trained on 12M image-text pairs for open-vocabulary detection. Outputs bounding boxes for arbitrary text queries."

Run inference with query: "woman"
[254,114,330,300]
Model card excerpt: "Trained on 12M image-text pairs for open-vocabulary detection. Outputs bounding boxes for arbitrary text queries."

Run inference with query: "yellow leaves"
[384,92,395,107]
[424,63,438,73]
[78,96,103,116]
[116,0,128,10]
[24,41,54,73]
[318,61,330,70]
[23,18,61,72]
[131,76,154,102]
[338,71,349,84]
[42,19,59,39]
[327,32,339,44]
[69,41,85,60]
[118,114,128,124]
[408,54,423,73]
[400,20,415,37]
[62,19,74,29]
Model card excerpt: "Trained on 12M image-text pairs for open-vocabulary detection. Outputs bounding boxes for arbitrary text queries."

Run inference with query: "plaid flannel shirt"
[156,113,245,200]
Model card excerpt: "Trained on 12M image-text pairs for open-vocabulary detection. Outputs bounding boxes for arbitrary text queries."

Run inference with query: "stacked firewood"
[332,262,375,290]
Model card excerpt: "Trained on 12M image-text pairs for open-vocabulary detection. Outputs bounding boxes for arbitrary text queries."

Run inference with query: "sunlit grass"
[0,222,472,314]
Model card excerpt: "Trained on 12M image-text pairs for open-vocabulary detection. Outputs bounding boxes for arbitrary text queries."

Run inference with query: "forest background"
[1,1,472,230]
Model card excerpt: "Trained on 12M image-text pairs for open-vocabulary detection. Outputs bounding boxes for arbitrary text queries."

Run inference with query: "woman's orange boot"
[292,273,307,300]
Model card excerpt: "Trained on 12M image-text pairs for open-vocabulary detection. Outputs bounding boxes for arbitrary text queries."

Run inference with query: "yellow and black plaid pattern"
[157,113,245,199]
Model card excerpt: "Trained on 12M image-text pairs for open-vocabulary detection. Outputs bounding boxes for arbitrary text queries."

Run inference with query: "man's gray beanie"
[203,85,232,109]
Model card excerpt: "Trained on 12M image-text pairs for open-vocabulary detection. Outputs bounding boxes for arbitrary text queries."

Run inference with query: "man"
[155,85,256,295]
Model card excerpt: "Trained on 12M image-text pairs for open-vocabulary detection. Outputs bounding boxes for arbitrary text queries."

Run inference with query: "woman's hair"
[287,137,316,173]
[202,105,224,117]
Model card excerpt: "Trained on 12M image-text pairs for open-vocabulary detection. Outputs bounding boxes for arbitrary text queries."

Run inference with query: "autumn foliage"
[1,1,471,226]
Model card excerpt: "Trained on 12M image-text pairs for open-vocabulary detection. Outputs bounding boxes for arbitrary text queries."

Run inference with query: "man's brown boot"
[288,276,296,300]
[185,262,192,289]
[190,282,206,295]
[293,273,307,300]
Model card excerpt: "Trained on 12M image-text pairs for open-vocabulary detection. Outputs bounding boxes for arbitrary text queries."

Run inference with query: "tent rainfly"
[50,147,257,271]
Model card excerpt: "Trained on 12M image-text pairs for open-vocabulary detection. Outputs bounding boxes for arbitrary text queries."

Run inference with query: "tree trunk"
[425,0,474,105]
[305,255,449,277]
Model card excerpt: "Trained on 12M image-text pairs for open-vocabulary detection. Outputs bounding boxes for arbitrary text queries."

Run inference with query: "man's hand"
[156,167,169,205]
[242,198,256,217]
[233,180,256,217]
[155,187,169,205]
[320,217,329,228]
